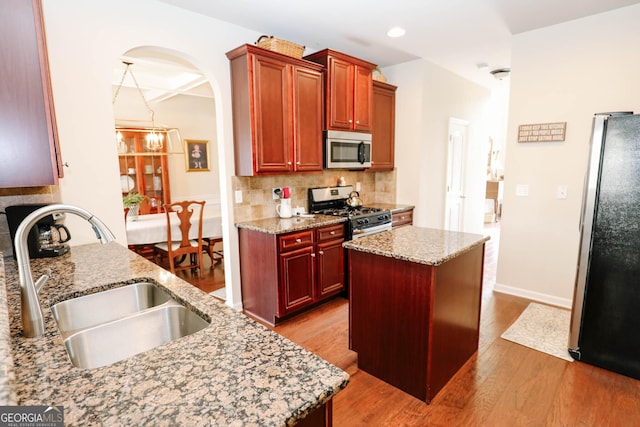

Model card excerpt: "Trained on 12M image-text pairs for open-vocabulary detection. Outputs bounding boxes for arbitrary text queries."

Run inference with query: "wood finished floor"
[179,223,640,425]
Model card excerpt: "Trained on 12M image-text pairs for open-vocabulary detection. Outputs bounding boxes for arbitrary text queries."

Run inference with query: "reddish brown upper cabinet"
[304,49,376,132]
[371,81,397,171]
[226,44,324,176]
[0,0,62,188]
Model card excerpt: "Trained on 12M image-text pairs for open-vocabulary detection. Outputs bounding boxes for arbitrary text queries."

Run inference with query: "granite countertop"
[1,243,349,425]
[343,226,489,266]
[0,254,17,406]
[365,203,415,213]
[235,214,347,234]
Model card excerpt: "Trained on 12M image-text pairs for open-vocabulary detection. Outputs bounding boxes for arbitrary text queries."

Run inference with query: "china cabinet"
[117,129,170,215]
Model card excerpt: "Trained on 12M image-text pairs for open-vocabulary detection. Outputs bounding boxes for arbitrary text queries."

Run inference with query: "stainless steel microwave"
[325,130,372,169]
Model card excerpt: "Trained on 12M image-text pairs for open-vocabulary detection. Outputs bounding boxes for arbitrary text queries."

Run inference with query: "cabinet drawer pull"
[401,216,405,220]
[330,231,335,235]
[295,238,302,243]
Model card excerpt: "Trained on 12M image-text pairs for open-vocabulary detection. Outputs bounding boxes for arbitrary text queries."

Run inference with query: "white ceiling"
[153,0,640,89]
[115,0,640,101]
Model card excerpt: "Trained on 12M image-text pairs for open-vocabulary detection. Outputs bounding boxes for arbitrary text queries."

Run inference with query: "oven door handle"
[351,222,392,239]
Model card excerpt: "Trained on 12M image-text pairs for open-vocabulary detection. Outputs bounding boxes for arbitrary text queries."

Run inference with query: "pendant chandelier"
[112,61,164,152]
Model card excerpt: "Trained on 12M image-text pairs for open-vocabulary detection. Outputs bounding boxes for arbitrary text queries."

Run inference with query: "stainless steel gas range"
[308,185,392,240]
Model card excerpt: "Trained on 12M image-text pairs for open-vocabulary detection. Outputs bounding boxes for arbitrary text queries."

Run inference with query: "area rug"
[210,287,226,301]
[500,302,573,362]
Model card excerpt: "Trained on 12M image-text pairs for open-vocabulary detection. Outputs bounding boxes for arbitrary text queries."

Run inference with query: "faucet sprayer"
[14,204,115,338]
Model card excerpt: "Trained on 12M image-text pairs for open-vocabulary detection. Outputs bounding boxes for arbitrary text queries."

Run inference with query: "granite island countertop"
[235,214,347,234]
[365,203,415,213]
[343,226,489,266]
[0,243,349,425]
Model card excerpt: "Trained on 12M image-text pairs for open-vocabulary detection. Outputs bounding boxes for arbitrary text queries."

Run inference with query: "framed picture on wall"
[185,140,210,172]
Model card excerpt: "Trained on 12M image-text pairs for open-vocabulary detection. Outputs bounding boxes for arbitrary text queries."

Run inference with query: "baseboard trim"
[494,283,572,309]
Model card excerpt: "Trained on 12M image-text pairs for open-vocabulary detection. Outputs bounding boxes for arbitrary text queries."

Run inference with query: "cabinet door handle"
[348,119,353,124]
[296,161,300,165]
[319,251,324,255]
[356,120,360,124]
[311,253,316,257]
[295,238,302,243]
[287,161,292,165]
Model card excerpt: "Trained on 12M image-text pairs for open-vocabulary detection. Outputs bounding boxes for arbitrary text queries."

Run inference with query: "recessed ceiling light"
[387,27,406,38]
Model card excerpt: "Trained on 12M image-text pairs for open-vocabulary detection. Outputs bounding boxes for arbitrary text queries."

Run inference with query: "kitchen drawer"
[317,224,345,242]
[392,209,413,228]
[279,230,314,252]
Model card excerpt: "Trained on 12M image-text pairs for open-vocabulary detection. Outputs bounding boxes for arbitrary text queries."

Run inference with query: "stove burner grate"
[316,206,383,218]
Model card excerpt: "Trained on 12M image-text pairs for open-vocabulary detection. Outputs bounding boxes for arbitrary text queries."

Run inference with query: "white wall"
[496,4,640,307]
[41,0,261,309]
[156,95,221,206]
[383,60,492,233]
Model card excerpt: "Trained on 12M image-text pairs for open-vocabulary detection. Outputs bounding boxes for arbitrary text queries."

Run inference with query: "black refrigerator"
[569,112,640,380]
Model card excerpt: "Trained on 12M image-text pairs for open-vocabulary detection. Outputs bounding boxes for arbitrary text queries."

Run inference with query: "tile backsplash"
[232,170,396,223]
[0,186,61,258]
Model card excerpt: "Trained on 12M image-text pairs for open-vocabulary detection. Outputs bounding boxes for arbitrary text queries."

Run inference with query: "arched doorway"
[111,46,226,295]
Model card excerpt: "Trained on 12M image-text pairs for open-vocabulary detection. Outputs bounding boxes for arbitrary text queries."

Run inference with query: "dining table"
[125,208,223,245]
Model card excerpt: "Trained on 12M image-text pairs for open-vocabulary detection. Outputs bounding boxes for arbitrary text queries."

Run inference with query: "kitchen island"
[0,243,349,425]
[344,226,488,402]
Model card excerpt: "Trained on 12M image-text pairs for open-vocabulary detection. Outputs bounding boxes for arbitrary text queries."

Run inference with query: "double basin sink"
[51,281,210,369]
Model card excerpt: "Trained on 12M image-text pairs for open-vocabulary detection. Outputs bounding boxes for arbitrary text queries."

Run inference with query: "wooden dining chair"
[203,237,223,265]
[154,200,205,278]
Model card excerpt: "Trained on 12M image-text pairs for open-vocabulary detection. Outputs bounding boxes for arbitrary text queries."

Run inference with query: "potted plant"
[123,192,145,221]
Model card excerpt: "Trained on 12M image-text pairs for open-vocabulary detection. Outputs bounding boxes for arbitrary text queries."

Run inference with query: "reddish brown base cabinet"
[297,400,333,427]
[348,244,485,402]
[239,224,345,325]
[391,208,413,228]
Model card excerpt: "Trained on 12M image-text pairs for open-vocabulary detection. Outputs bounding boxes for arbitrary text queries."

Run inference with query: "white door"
[445,118,468,231]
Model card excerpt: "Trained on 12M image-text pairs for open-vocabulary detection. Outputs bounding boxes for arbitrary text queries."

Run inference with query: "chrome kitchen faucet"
[14,204,115,338]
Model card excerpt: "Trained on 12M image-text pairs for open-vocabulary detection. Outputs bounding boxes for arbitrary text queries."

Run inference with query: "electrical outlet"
[272,187,282,199]
[234,190,243,204]
[516,184,529,197]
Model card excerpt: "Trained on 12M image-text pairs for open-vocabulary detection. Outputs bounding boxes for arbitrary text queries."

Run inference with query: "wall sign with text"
[518,122,566,143]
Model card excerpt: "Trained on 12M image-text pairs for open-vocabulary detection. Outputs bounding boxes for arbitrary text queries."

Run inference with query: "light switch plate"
[516,184,529,197]
[557,185,568,199]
